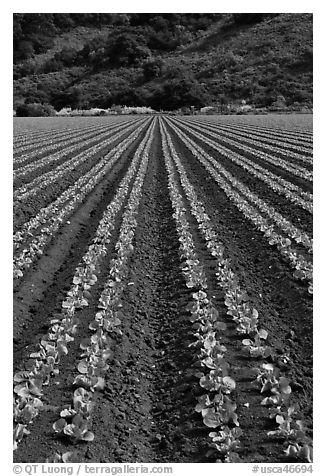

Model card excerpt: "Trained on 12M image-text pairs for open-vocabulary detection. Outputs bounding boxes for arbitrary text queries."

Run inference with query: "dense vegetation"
[13,13,313,113]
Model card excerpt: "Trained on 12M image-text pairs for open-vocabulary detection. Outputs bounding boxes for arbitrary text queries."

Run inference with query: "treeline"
[13,13,312,114]
[15,72,212,112]
[14,13,223,63]
[14,13,276,65]
[13,13,226,111]
[14,14,126,62]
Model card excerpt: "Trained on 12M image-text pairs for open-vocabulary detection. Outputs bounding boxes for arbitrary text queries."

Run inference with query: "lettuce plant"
[13,121,156,452]
[160,119,242,462]
[167,117,313,293]
[46,451,80,463]
[14,398,43,425]
[285,443,313,463]
[53,414,94,442]
[268,414,306,439]
[195,393,239,428]
[200,371,235,393]
[254,364,292,406]
[267,405,313,462]
[207,427,243,461]
[13,423,30,450]
[161,116,312,464]
[242,329,271,358]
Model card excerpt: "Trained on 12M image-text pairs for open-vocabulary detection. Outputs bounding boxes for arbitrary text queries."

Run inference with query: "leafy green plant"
[160,117,243,462]
[268,413,306,439]
[13,424,30,450]
[14,398,43,425]
[267,405,313,462]
[207,427,243,461]
[46,451,80,463]
[53,414,94,442]
[242,329,271,357]
[195,393,239,428]
[254,364,292,406]
[285,443,313,462]
[199,371,235,393]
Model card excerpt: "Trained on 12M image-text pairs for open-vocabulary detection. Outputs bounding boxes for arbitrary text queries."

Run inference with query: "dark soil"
[13,120,146,231]
[185,119,313,167]
[177,119,313,194]
[13,122,116,161]
[13,125,148,345]
[165,119,313,425]
[13,116,313,463]
[171,119,313,235]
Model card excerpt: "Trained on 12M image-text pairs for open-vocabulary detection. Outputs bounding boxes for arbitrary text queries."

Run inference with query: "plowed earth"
[13,115,313,463]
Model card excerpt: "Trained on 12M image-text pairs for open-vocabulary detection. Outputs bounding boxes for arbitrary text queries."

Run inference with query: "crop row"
[48,119,156,461]
[204,118,312,144]
[252,362,313,462]
[13,118,156,452]
[13,117,137,155]
[161,118,310,462]
[13,117,313,463]
[177,119,312,183]
[198,118,313,149]
[13,119,150,278]
[186,118,312,164]
[13,119,144,180]
[160,119,242,462]
[169,117,312,213]
[14,119,148,246]
[14,129,70,150]
[165,118,313,292]
[13,121,112,164]
[13,119,149,204]
[13,124,97,150]
[160,118,312,462]
[167,121,312,253]
[13,118,138,167]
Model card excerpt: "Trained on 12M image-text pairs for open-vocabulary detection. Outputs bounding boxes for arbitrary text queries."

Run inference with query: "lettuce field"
[13,114,313,463]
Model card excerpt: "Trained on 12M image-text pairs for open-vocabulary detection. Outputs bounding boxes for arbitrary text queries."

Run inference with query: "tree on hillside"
[107,33,151,66]
[16,102,56,116]
[142,58,164,81]
[153,78,211,110]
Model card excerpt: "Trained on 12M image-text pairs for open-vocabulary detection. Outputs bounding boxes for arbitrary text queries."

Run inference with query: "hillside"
[13,13,313,113]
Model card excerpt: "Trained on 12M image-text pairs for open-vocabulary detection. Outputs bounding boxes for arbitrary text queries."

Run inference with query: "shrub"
[107,33,151,66]
[16,103,56,117]
[142,58,164,81]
